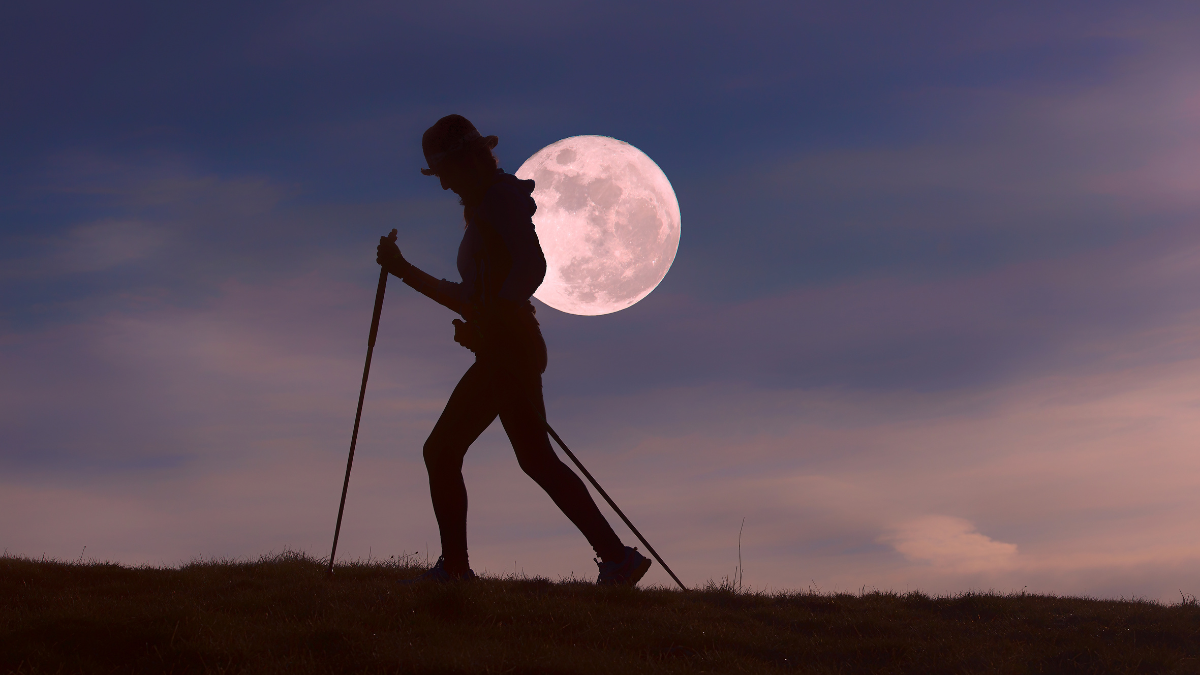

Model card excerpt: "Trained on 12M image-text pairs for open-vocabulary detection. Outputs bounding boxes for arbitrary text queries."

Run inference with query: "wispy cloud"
[2,219,167,279]
[881,516,1018,572]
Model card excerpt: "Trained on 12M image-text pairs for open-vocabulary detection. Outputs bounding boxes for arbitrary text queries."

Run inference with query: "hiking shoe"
[401,556,477,584]
[597,546,652,586]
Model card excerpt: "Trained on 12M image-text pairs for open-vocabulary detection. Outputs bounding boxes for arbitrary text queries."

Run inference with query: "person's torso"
[454,173,547,372]
[456,217,511,307]
[455,172,537,308]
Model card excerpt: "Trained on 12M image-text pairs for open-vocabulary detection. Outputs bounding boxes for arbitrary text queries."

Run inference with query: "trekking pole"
[326,229,397,578]
[535,408,688,592]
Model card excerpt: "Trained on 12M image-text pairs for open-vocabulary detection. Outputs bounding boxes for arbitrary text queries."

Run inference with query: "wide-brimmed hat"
[420,114,499,176]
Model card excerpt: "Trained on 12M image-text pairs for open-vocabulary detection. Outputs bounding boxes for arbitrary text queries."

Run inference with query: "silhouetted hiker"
[376,114,651,586]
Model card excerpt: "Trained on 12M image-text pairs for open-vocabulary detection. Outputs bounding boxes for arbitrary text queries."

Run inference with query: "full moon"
[515,136,680,316]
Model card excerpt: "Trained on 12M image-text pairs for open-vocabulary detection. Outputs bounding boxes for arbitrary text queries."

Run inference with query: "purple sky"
[3,2,1200,599]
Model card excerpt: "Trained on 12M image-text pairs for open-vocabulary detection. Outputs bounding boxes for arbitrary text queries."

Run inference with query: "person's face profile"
[435,158,467,194]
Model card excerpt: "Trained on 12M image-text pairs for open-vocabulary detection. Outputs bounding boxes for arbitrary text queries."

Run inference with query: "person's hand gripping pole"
[376,231,412,279]
[327,228,398,578]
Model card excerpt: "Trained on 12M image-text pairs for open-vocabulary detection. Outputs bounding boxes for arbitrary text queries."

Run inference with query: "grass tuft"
[3,551,1199,673]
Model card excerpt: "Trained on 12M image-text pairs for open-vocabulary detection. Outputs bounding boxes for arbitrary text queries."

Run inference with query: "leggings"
[422,360,625,570]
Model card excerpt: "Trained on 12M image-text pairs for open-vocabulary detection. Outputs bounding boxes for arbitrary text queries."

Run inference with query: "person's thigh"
[424,362,500,470]
[495,369,557,473]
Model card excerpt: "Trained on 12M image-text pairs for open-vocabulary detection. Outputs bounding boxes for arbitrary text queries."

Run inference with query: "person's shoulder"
[480,172,537,220]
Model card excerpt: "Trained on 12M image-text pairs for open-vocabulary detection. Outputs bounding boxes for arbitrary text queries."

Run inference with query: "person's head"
[420,115,499,201]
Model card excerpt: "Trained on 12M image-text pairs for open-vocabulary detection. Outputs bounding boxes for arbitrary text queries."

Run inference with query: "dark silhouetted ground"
[3,552,1198,673]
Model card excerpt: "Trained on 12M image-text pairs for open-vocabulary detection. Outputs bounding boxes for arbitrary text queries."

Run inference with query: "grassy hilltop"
[3,552,1199,674]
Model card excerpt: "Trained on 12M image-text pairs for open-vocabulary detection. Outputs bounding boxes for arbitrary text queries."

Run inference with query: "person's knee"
[517,452,561,484]
[423,436,460,474]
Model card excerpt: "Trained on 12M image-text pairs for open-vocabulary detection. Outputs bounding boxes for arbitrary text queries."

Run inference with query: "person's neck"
[459,168,500,207]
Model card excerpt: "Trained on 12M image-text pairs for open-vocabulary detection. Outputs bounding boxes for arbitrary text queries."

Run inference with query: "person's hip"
[477,308,547,375]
